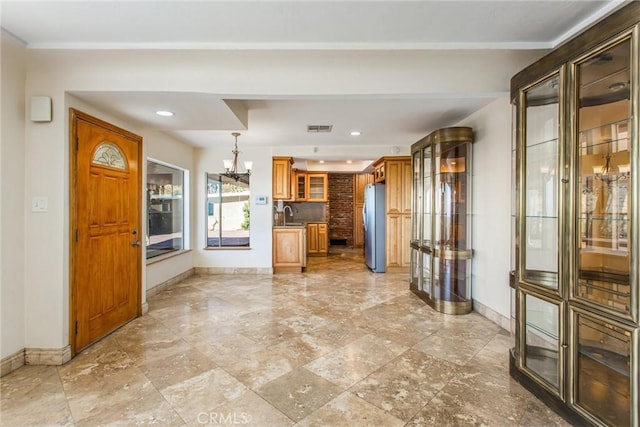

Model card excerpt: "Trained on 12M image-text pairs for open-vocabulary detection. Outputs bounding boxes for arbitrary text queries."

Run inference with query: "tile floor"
[1,248,569,426]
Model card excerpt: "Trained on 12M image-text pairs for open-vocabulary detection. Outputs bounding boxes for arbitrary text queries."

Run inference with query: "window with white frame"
[206,173,250,248]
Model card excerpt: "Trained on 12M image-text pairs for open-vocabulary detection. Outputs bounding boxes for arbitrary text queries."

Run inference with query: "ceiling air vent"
[307,125,333,133]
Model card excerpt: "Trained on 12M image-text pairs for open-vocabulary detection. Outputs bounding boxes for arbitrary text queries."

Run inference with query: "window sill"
[204,247,252,251]
[146,249,192,265]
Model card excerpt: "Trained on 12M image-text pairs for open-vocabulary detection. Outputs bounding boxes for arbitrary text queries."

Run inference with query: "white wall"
[194,146,273,269]
[15,47,545,352]
[456,97,513,322]
[1,34,27,359]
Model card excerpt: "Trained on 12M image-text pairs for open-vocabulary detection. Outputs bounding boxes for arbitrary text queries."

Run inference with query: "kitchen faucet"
[283,205,293,226]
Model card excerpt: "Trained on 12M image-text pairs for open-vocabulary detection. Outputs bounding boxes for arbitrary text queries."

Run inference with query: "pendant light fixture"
[223,132,252,181]
[593,152,629,184]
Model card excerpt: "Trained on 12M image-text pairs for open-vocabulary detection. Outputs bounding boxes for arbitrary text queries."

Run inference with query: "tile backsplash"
[275,202,326,224]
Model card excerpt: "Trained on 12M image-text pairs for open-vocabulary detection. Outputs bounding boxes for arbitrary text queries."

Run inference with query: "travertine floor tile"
[1,366,73,426]
[192,333,266,367]
[413,329,490,366]
[408,370,532,426]
[0,248,570,426]
[73,386,184,426]
[160,367,247,425]
[255,367,342,421]
[198,390,293,427]
[519,399,572,426]
[223,347,294,389]
[296,392,405,427]
[304,334,407,389]
[351,348,461,421]
[136,347,218,389]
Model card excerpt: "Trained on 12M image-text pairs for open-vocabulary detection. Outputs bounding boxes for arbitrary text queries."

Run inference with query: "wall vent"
[307,125,333,133]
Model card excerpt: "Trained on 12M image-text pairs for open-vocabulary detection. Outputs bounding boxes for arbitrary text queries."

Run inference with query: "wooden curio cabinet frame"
[510,3,640,425]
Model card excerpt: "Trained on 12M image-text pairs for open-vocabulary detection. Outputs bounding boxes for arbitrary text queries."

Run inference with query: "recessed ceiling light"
[350,131,361,136]
[319,160,325,164]
[346,160,353,164]
[155,110,174,117]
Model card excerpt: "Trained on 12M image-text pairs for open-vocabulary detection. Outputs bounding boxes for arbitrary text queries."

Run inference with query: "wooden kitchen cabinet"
[291,172,328,201]
[294,171,307,201]
[306,173,328,202]
[373,162,385,183]
[353,173,373,247]
[272,157,293,200]
[372,156,412,271]
[307,222,328,255]
[273,227,306,272]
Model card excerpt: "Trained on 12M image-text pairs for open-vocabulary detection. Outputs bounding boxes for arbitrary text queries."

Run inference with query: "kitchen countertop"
[273,221,326,228]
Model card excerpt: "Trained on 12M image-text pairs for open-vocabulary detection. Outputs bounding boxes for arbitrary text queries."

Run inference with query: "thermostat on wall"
[255,195,268,205]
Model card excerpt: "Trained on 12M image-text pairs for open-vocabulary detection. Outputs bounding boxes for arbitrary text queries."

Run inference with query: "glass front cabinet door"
[410,127,474,315]
[511,5,639,426]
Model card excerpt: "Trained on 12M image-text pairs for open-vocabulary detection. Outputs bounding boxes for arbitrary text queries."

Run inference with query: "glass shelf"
[526,137,559,149]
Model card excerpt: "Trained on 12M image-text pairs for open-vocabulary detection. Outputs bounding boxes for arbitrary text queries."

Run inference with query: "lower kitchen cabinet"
[307,222,328,256]
[273,227,306,273]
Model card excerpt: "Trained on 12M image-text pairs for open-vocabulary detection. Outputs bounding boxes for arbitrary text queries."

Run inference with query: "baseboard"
[473,299,511,332]
[384,266,410,273]
[146,267,195,299]
[24,345,71,366]
[194,267,273,275]
[141,302,149,315]
[1,349,25,377]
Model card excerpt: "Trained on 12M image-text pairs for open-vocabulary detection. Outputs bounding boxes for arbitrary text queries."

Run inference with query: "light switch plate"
[31,196,48,212]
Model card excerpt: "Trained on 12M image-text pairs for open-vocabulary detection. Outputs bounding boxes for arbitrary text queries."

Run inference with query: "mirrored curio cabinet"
[510,3,639,426]
[410,127,474,315]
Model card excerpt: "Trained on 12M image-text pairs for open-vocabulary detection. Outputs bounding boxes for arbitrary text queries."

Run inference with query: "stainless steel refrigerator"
[363,183,385,272]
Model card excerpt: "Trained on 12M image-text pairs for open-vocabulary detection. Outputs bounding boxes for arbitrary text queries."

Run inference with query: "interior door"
[70,109,142,353]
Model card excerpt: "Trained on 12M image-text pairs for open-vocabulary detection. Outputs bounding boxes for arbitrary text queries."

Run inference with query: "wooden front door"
[70,109,142,353]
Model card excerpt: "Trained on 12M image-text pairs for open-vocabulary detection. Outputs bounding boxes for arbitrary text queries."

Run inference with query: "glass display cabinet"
[410,127,474,314]
[510,4,638,425]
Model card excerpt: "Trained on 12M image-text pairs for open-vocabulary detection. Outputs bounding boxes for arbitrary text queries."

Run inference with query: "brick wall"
[328,174,354,246]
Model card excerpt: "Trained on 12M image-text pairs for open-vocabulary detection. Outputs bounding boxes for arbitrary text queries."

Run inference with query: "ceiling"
[1,1,629,170]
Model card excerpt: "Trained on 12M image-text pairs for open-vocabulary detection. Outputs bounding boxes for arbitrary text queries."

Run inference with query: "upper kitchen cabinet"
[510,3,639,425]
[306,173,328,202]
[293,171,328,202]
[294,170,307,201]
[273,157,293,200]
[353,173,374,247]
[374,162,385,182]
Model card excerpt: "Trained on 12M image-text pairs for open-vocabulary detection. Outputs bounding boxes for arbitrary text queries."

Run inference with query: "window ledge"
[204,247,252,251]
[146,249,192,265]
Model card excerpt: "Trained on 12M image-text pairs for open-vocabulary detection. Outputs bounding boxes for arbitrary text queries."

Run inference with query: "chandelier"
[223,132,252,181]
[593,152,629,184]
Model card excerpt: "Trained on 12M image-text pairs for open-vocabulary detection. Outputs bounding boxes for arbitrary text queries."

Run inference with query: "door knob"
[131,240,141,247]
